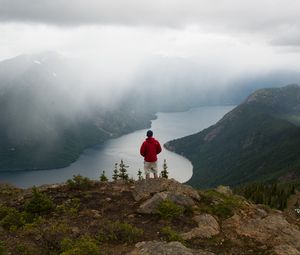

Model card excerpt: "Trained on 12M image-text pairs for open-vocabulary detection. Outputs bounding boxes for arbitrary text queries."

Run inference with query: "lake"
[0,105,234,188]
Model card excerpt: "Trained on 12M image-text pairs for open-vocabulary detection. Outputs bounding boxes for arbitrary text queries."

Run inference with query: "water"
[0,105,234,188]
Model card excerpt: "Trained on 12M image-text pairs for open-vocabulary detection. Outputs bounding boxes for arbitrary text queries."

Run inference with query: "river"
[0,105,234,188]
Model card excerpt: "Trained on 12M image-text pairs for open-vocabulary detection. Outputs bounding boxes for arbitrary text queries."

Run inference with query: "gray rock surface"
[129,241,215,255]
[132,178,200,202]
[182,214,220,240]
[137,191,194,214]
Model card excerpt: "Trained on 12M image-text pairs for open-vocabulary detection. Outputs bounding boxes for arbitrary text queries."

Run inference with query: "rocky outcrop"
[138,191,195,214]
[181,214,220,240]
[223,210,300,254]
[132,178,200,202]
[129,241,215,255]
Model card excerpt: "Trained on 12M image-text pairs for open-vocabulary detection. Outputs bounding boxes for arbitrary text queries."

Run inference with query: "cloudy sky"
[0,0,300,88]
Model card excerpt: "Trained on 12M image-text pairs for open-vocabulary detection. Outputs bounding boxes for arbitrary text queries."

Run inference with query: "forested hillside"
[166,84,300,188]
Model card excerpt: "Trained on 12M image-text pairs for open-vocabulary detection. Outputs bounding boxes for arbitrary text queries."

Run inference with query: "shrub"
[157,200,184,220]
[56,198,81,217]
[199,190,245,219]
[60,236,100,255]
[100,171,108,182]
[0,205,24,230]
[24,187,54,216]
[160,226,185,243]
[97,221,143,244]
[67,175,94,189]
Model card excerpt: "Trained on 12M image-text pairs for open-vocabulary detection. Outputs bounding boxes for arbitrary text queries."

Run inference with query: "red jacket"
[140,137,162,162]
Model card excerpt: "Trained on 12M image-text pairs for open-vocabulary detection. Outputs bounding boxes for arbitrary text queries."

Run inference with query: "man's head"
[147,130,153,137]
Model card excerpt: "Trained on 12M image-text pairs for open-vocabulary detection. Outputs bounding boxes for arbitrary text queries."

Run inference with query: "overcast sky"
[0,0,300,88]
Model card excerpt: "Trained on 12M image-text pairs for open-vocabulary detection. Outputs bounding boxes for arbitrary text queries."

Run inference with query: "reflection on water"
[0,106,234,188]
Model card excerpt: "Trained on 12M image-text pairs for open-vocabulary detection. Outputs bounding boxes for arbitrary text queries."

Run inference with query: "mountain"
[0,178,300,254]
[0,52,154,171]
[166,84,300,188]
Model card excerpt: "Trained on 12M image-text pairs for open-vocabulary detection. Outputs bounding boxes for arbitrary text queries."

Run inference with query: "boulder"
[181,214,220,240]
[129,241,215,255]
[223,213,300,252]
[132,178,200,202]
[137,191,194,214]
[214,185,232,196]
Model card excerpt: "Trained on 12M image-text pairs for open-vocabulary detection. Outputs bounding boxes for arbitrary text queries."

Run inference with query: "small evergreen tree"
[137,169,143,181]
[118,160,129,181]
[112,163,119,181]
[100,170,108,182]
[161,159,169,179]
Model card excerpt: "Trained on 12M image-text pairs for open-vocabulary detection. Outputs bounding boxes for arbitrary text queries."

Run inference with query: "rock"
[129,241,215,255]
[132,178,200,202]
[71,227,80,235]
[273,245,300,255]
[137,191,195,214]
[215,185,232,196]
[79,209,101,218]
[223,213,300,252]
[255,208,268,218]
[181,214,220,240]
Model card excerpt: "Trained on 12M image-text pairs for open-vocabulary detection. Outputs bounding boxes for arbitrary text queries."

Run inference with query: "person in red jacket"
[140,130,162,179]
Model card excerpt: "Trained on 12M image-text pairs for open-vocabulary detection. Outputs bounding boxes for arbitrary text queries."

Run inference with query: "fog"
[0,1,300,110]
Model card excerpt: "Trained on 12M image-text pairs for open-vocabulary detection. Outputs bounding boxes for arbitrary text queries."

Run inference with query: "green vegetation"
[118,160,129,181]
[96,221,144,244]
[0,205,24,230]
[157,200,185,220]
[235,181,296,210]
[24,187,54,216]
[137,169,143,180]
[161,159,169,179]
[66,175,94,189]
[160,226,185,243]
[100,171,108,182]
[168,85,300,188]
[112,163,119,181]
[199,190,245,219]
[55,198,81,217]
[60,236,100,255]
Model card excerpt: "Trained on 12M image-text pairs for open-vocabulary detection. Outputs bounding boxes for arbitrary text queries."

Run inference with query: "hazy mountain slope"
[166,84,300,188]
[0,53,154,171]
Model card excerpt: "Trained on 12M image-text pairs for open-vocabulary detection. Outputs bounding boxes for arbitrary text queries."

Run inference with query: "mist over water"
[0,105,234,188]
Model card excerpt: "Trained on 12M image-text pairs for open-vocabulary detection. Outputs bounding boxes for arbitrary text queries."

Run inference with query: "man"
[140,130,162,179]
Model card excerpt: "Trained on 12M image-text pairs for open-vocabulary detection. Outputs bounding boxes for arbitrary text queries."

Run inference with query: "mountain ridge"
[166,84,300,188]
